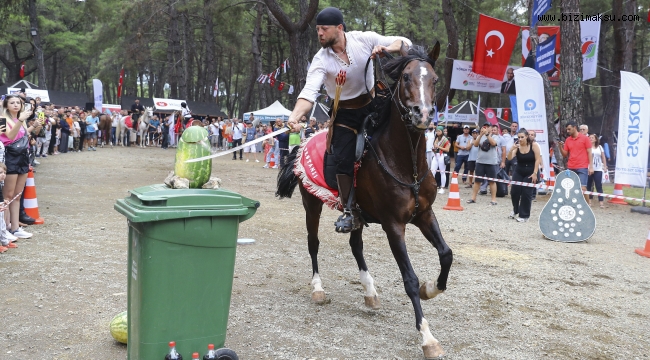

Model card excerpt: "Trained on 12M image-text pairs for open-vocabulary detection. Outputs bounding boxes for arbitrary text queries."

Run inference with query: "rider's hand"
[371,45,389,59]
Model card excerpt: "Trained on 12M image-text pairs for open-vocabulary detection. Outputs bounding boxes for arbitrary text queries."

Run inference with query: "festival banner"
[117,67,125,98]
[522,26,560,85]
[509,95,518,122]
[92,79,103,112]
[531,0,552,27]
[19,62,25,78]
[472,15,521,80]
[152,97,187,111]
[450,60,521,93]
[535,34,556,74]
[580,20,601,81]
[7,87,50,102]
[514,68,550,180]
[615,71,650,187]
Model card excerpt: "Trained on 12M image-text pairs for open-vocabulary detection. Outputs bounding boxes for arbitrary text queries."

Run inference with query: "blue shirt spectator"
[86,116,99,133]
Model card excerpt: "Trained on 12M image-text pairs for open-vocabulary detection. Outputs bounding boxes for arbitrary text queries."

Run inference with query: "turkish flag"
[278,82,285,91]
[269,77,275,87]
[19,62,25,78]
[472,15,520,80]
[117,67,125,98]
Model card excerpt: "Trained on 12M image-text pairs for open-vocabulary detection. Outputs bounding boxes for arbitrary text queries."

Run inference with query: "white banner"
[450,60,521,93]
[92,79,103,111]
[7,88,50,102]
[102,104,121,114]
[152,97,186,111]
[615,71,650,187]
[580,20,601,81]
[514,68,550,180]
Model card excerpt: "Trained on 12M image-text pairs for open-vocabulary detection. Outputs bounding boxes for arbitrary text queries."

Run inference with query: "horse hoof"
[364,295,381,310]
[422,342,445,359]
[419,281,443,301]
[311,291,326,303]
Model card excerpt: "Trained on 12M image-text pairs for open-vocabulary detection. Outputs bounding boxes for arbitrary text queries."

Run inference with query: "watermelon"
[109,311,128,344]
[174,126,212,188]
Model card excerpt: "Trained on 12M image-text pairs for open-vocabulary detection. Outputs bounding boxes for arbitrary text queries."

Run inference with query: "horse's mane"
[381,46,436,82]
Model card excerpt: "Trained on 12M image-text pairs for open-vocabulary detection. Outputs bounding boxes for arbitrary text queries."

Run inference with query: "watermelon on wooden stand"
[174,126,212,188]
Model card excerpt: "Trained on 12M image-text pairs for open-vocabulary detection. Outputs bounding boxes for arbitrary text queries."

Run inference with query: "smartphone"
[0,117,6,128]
[24,103,32,112]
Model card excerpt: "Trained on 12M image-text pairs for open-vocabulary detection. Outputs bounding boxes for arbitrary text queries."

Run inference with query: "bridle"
[363,55,439,222]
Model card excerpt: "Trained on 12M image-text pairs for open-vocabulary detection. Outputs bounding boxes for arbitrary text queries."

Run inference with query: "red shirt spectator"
[563,133,591,169]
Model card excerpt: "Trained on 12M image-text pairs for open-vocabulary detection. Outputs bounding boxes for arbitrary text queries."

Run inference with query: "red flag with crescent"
[472,14,520,81]
[117,67,125,98]
[19,62,25,78]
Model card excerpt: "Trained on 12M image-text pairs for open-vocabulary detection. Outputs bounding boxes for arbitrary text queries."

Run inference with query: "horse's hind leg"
[298,185,326,303]
[349,228,380,309]
[383,221,445,359]
[413,209,453,301]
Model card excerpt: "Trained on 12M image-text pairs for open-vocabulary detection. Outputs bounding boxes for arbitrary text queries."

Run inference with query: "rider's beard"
[321,36,337,49]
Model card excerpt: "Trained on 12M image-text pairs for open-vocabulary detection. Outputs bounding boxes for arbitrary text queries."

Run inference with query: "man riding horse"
[287,7,412,233]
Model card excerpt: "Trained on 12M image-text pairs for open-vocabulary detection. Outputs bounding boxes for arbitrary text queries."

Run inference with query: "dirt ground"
[1,146,649,359]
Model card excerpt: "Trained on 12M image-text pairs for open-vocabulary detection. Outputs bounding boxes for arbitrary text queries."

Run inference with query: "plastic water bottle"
[165,341,183,360]
[203,344,216,360]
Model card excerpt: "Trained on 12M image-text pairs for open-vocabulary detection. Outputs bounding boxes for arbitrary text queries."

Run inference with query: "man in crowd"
[479,124,506,195]
[285,7,412,232]
[468,122,499,205]
[453,125,473,186]
[579,124,588,135]
[304,117,318,139]
[558,121,593,202]
[231,118,244,160]
[503,122,519,176]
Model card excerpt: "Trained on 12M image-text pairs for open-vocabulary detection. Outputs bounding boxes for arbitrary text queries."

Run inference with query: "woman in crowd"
[58,111,70,153]
[431,125,450,194]
[507,128,542,222]
[78,111,87,151]
[72,114,81,150]
[466,128,479,188]
[587,133,608,208]
[1,95,42,239]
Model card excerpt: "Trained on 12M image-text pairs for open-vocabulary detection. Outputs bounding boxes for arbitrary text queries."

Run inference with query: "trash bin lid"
[114,184,260,223]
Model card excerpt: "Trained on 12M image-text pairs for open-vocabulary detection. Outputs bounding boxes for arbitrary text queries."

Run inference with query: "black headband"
[316,7,346,31]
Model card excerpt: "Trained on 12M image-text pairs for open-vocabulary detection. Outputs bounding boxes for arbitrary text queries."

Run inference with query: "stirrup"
[335,209,361,233]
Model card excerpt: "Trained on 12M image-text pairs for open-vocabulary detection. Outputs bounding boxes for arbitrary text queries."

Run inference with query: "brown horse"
[276,43,452,359]
[98,113,113,147]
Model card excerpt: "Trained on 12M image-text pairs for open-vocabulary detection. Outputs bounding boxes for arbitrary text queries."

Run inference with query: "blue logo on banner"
[535,34,556,74]
[532,0,552,27]
[525,99,537,111]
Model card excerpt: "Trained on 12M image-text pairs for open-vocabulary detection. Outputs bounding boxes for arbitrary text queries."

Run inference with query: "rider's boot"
[335,174,363,233]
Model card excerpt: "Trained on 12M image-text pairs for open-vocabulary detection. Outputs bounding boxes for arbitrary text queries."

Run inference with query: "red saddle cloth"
[294,131,341,209]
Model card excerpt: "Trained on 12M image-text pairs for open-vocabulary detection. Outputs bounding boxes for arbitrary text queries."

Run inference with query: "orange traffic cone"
[635,229,650,258]
[23,169,44,224]
[269,153,275,168]
[443,172,464,211]
[608,183,628,205]
[548,167,555,189]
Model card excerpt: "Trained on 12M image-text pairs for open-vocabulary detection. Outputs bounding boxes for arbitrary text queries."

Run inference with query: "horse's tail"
[276,147,300,199]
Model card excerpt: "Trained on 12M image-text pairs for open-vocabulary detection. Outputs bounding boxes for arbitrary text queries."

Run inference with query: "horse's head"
[384,42,440,130]
[141,107,153,123]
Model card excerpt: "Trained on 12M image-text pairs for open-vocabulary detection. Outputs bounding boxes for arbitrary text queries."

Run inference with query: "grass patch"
[600,184,649,207]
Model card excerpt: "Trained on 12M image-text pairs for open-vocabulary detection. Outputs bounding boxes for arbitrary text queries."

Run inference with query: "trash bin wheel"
[215,348,238,360]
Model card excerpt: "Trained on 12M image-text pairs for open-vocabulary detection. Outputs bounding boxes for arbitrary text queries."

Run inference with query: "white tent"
[243,100,291,123]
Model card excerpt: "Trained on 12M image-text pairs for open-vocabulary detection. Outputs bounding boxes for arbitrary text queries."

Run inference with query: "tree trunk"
[28,0,46,88]
[167,1,180,99]
[601,0,637,137]
[179,6,189,99]
[264,0,319,102]
[559,0,583,126]
[240,2,266,115]
[437,0,459,110]
[204,0,216,103]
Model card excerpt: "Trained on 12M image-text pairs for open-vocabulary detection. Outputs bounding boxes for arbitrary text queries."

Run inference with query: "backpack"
[496,168,510,197]
[480,137,491,152]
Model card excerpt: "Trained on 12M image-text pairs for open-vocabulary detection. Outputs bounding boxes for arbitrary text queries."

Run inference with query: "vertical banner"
[535,34,557,74]
[522,26,560,85]
[514,68,550,180]
[580,19,601,81]
[531,0,552,27]
[509,95,518,122]
[615,71,650,187]
[92,79,103,112]
[117,67,124,99]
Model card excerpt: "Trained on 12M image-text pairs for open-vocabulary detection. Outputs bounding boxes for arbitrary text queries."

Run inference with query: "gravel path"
[0,146,648,359]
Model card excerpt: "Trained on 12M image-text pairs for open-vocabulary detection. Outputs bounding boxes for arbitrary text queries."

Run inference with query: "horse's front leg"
[412,209,453,301]
[349,228,380,309]
[382,221,445,359]
[299,185,326,303]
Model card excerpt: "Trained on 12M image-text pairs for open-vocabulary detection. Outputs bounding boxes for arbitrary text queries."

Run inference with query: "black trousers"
[78,133,85,151]
[232,138,242,159]
[48,130,57,154]
[161,129,169,149]
[330,104,371,176]
[587,171,604,201]
[510,165,535,219]
[280,149,289,167]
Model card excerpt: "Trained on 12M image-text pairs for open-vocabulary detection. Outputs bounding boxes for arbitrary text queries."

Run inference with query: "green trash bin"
[114,184,259,359]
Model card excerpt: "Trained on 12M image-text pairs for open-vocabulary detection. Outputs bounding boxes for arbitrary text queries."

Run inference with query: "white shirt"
[232,123,244,140]
[502,133,514,153]
[425,131,436,153]
[299,31,412,102]
[182,107,191,119]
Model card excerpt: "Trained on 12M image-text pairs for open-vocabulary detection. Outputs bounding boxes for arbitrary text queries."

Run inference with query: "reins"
[362,55,432,222]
